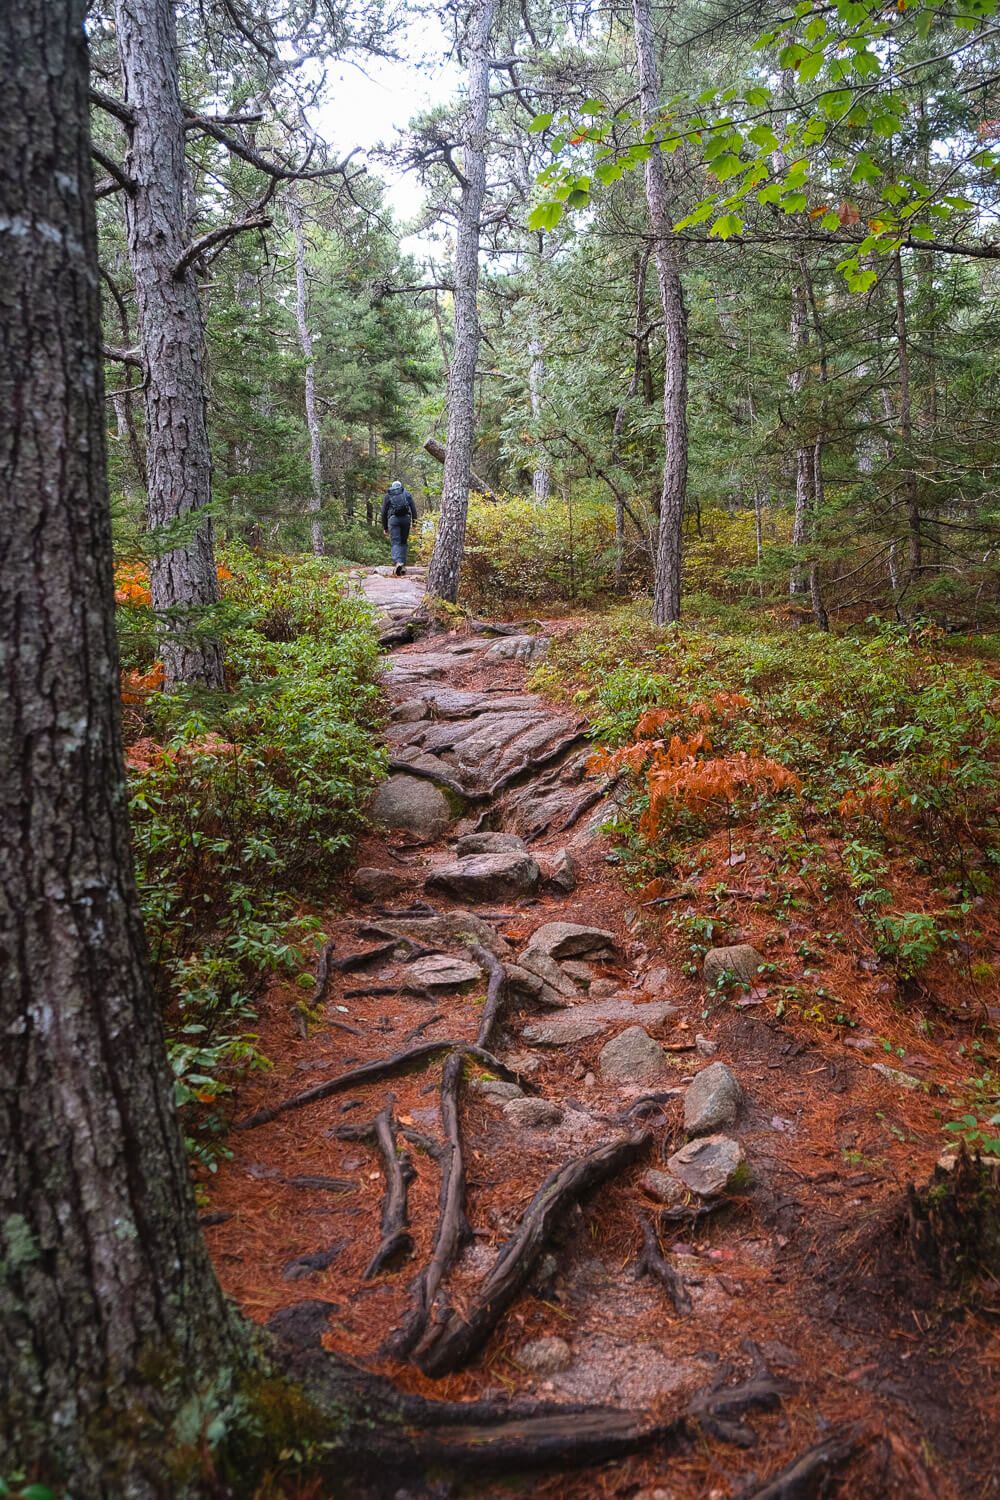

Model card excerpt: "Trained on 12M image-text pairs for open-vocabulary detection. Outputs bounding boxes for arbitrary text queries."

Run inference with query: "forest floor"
[203,567,1000,1500]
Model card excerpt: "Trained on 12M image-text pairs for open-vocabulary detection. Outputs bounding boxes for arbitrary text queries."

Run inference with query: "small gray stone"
[517,947,580,999]
[667,1135,745,1198]
[872,1062,924,1091]
[684,1062,742,1136]
[695,1034,718,1057]
[589,978,619,1000]
[561,960,593,984]
[504,1097,564,1128]
[390,699,430,723]
[523,1017,610,1047]
[370,774,453,841]
[455,831,528,856]
[516,1335,571,1374]
[426,852,540,902]
[472,1079,524,1102]
[544,848,578,893]
[352,867,409,902]
[643,966,673,994]
[703,945,764,989]
[407,953,483,989]
[598,1026,669,1086]
[640,1169,688,1208]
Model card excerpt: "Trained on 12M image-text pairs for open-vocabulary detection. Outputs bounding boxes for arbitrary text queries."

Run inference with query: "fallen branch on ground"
[742,1425,862,1497]
[471,943,508,1051]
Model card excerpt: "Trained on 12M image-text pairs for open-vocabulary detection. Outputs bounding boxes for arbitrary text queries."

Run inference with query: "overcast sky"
[314,16,462,250]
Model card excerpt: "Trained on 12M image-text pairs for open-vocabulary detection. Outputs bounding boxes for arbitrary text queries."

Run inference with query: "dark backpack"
[388,488,411,518]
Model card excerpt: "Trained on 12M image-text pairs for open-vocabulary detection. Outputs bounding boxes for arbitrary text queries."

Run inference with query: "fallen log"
[423,437,498,502]
[234,1040,532,1130]
[416,1129,652,1377]
[385,1050,469,1358]
[364,1107,416,1279]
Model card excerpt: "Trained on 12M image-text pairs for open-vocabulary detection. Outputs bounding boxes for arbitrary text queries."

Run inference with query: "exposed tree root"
[635,1217,692,1316]
[364,1106,416,1279]
[741,1425,863,1498]
[235,1040,531,1130]
[330,941,399,973]
[416,1129,652,1377]
[385,1050,470,1359]
[270,1306,689,1478]
[687,1342,787,1447]
[471,942,508,1050]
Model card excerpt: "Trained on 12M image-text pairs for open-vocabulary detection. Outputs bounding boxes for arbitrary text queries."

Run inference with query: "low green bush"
[122,552,385,1162]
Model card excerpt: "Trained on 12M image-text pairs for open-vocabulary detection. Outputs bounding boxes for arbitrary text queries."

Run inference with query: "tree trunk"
[426,0,498,602]
[789,263,812,595]
[0,6,245,1491]
[288,192,325,555]
[632,0,689,625]
[114,0,224,688]
[893,250,922,587]
[528,331,550,501]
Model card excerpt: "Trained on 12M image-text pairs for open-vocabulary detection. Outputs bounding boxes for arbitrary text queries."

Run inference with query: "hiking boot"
[394,563,404,576]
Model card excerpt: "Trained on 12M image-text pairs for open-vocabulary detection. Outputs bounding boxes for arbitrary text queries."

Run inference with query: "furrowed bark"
[633,0,689,626]
[425,0,499,602]
[0,6,245,1489]
[114,0,224,688]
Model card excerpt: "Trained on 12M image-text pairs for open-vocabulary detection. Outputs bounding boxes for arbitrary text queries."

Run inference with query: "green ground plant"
[119,551,385,1159]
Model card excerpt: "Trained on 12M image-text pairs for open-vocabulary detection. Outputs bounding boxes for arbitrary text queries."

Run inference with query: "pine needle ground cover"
[115,552,385,1165]
[533,606,1000,1152]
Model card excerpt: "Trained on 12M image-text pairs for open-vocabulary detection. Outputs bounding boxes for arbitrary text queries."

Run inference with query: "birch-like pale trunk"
[288,193,325,555]
[426,0,499,603]
[633,0,689,625]
[528,332,550,501]
[114,0,224,688]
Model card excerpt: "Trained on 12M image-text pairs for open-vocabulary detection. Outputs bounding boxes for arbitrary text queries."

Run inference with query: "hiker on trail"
[380,479,417,576]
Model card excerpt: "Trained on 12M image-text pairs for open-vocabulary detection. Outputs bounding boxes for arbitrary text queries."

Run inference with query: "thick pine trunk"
[0,5,245,1493]
[289,193,325,555]
[114,0,224,688]
[633,0,688,626]
[426,0,498,603]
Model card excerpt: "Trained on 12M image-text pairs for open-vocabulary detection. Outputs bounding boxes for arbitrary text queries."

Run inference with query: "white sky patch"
[313,14,462,254]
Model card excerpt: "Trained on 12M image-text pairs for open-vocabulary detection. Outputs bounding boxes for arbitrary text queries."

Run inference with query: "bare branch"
[89,87,135,128]
[92,146,136,198]
[172,214,272,280]
[184,111,364,185]
[102,343,143,368]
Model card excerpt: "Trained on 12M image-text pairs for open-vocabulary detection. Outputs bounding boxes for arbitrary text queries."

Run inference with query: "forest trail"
[203,570,995,1500]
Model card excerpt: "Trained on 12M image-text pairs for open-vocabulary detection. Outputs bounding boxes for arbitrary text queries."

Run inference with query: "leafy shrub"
[120,552,385,1156]
[418,493,630,609]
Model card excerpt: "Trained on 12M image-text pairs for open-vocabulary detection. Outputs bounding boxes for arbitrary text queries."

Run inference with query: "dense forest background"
[94,0,999,626]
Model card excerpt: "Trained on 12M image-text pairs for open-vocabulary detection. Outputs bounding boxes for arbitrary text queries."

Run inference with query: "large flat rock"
[370,774,452,840]
[426,851,540,901]
[522,998,676,1047]
[384,690,584,798]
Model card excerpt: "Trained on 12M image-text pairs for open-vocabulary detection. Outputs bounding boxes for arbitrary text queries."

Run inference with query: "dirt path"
[204,569,998,1499]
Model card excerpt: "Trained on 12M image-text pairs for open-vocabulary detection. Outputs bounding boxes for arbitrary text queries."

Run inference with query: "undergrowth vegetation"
[418,493,647,610]
[534,605,1000,1146]
[116,551,384,1165]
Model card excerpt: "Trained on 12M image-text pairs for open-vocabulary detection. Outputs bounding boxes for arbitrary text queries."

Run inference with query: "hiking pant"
[388,516,411,566]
